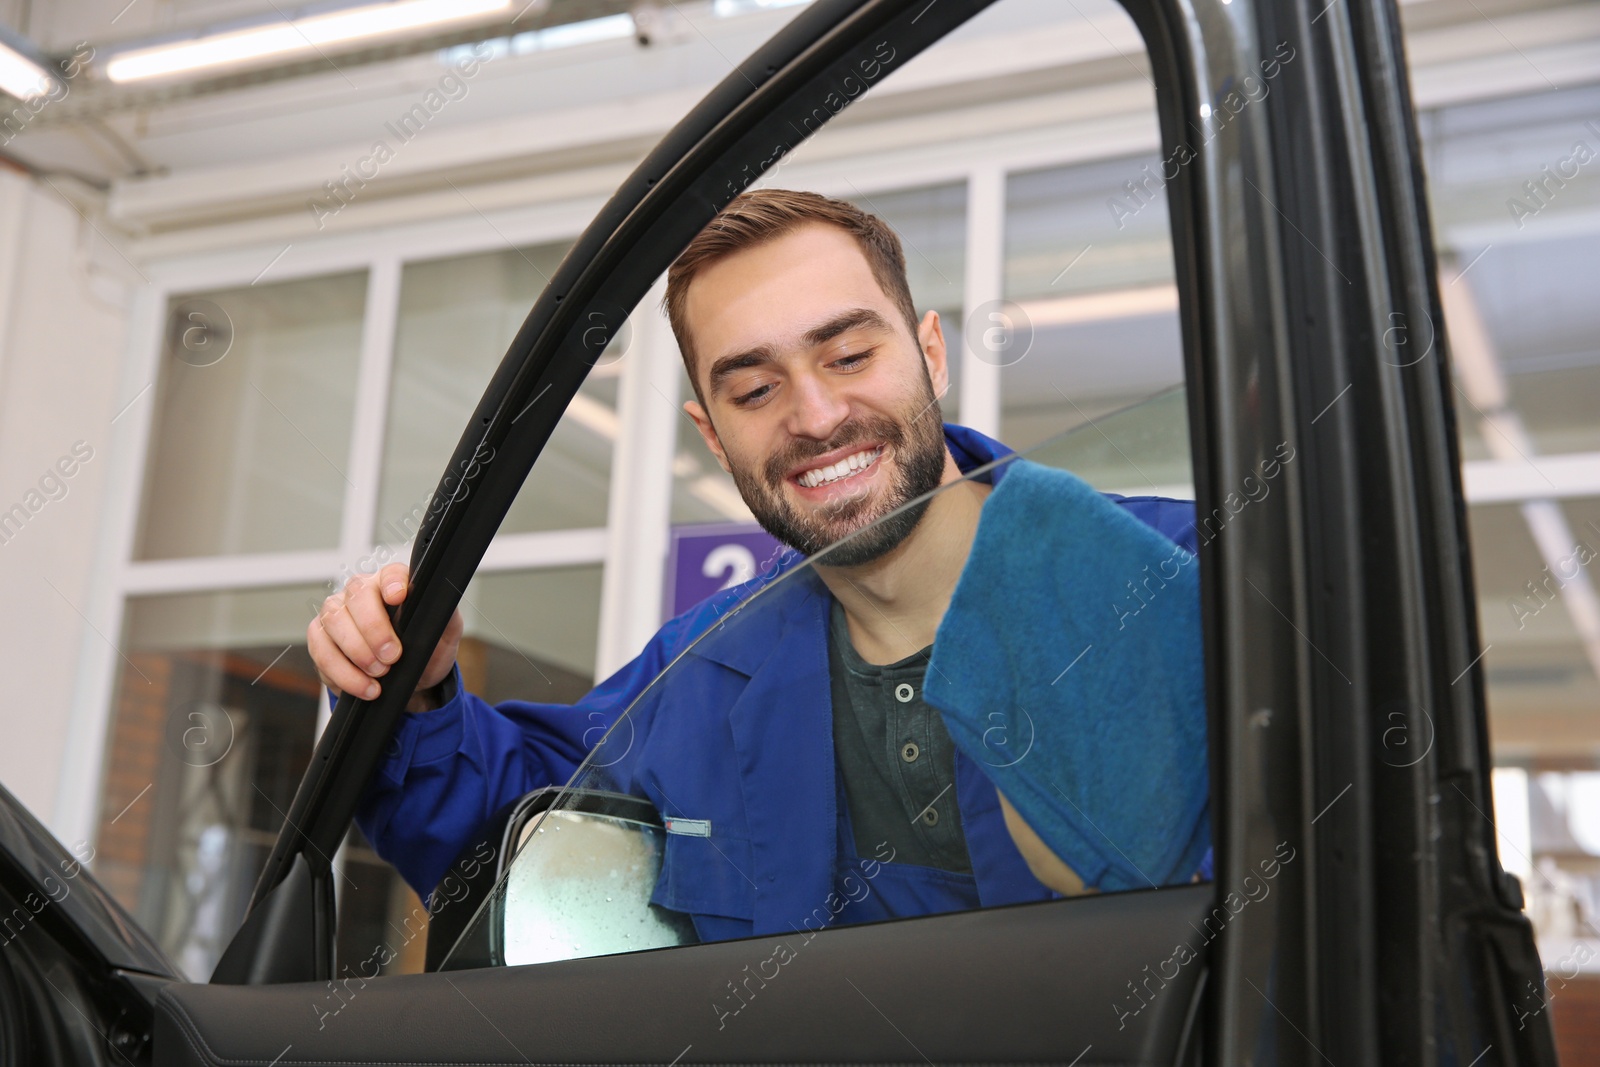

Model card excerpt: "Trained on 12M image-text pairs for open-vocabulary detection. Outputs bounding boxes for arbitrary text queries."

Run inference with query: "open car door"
[148,0,1557,1063]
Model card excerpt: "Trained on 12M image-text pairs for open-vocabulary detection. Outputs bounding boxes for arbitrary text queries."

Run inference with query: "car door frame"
[178,0,1556,1062]
[0,780,179,1065]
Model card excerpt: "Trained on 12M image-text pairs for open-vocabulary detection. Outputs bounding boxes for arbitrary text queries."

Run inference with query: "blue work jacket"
[357,424,1199,943]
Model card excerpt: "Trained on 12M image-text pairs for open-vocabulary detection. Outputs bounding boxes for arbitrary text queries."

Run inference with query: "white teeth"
[798,447,880,488]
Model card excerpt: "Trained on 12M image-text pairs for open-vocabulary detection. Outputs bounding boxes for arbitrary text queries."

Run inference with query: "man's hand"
[996,790,1094,897]
[308,562,464,712]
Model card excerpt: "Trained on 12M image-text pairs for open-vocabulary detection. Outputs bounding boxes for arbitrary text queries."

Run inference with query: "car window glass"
[440,385,1206,970]
[413,0,1219,972]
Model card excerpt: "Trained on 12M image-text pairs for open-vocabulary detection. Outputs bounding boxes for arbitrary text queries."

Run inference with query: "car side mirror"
[427,787,696,970]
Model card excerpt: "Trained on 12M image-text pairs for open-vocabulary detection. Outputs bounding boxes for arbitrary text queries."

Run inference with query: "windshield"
[441,386,1209,969]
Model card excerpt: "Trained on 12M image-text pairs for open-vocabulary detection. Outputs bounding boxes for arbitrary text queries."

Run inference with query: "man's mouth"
[792,445,884,490]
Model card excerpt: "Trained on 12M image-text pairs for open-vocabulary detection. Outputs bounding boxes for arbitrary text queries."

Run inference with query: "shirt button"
[894,683,914,703]
[901,742,920,763]
[921,808,940,826]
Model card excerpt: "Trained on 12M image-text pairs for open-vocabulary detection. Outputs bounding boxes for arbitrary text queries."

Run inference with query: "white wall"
[0,169,130,833]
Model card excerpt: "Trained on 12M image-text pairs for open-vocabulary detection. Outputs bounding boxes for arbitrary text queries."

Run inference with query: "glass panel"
[1469,499,1600,751]
[135,272,368,560]
[376,243,618,543]
[390,0,1197,976]
[96,584,403,979]
[1446,234,1600,461]
[1413,76,1600,990]
[336,822,434,979]
[440,392,1207,969]
[1001,158,1182,452]
[456,565,604,704]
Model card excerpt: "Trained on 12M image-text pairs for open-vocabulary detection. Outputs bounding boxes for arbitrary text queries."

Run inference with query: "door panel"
[156,886,1210,1066]
[0,785,176,1065]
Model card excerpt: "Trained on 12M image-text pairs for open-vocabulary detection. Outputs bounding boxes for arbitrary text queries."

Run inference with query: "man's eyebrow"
[707,346,778,397]
[802,307,894,348]
[705,309,895,397]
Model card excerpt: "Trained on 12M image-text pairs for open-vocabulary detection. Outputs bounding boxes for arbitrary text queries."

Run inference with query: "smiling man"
[669,199,985,668]
[320,190,1199,942]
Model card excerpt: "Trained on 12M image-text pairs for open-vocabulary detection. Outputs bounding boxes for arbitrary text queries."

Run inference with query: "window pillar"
[596,279,679,679]
[960,166,1006,438]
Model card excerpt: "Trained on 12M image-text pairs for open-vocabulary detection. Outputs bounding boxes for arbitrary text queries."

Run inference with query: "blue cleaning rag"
[924,459,1209,892]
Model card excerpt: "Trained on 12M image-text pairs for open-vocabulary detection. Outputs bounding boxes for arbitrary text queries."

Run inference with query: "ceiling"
[0,0,1592,231]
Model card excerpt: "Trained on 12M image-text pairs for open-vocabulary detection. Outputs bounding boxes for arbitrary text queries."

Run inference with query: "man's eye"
[833,349,873,369]
[732,383,773,407]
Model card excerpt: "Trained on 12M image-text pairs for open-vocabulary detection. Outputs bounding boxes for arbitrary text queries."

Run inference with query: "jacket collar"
[942,422,1015,482]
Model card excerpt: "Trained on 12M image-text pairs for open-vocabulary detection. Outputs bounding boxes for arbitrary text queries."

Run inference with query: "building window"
[378,243,616,542]
[97,584,331,979]
[136,272,369,560]
[1000,157,1184,454]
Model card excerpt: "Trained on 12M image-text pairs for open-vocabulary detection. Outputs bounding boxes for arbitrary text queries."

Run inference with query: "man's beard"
[728,378,948,567]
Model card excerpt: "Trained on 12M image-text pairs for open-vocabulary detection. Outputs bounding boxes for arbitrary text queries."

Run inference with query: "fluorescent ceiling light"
[106,0,513,83]
[712,0,811,16]
[0,30,55,99]
[1021,283,1179,328]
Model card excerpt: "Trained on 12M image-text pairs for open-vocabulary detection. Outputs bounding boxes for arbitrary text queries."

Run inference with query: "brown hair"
[665,189,921,403]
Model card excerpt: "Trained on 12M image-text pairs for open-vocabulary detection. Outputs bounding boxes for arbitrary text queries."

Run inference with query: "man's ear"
[684,400,733,474]
[918,310,950,402]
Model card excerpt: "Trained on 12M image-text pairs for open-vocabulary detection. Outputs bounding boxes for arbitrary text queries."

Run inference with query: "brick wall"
[1553,975,1600,1067]
[92,653,171,912]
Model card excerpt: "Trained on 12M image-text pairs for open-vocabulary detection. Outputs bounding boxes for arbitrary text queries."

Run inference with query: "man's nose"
[784,369,851,442]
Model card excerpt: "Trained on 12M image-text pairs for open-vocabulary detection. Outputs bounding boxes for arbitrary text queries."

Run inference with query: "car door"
[144,0,1557,1063]
[0,780,179,1066]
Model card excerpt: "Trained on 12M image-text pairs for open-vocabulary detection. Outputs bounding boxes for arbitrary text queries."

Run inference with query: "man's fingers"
[318,593,387,678]
[344,575,402,666]
[378,562,410,605]
[307,615,381,700]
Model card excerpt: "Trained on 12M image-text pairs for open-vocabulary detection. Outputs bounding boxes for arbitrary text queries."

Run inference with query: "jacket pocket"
[657,831,756,920]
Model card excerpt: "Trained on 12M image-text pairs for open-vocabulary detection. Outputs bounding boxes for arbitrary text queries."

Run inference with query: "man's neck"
[817,449,989,666]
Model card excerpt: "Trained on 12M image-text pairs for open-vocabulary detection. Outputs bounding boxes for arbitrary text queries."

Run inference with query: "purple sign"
[665,522,784,620]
